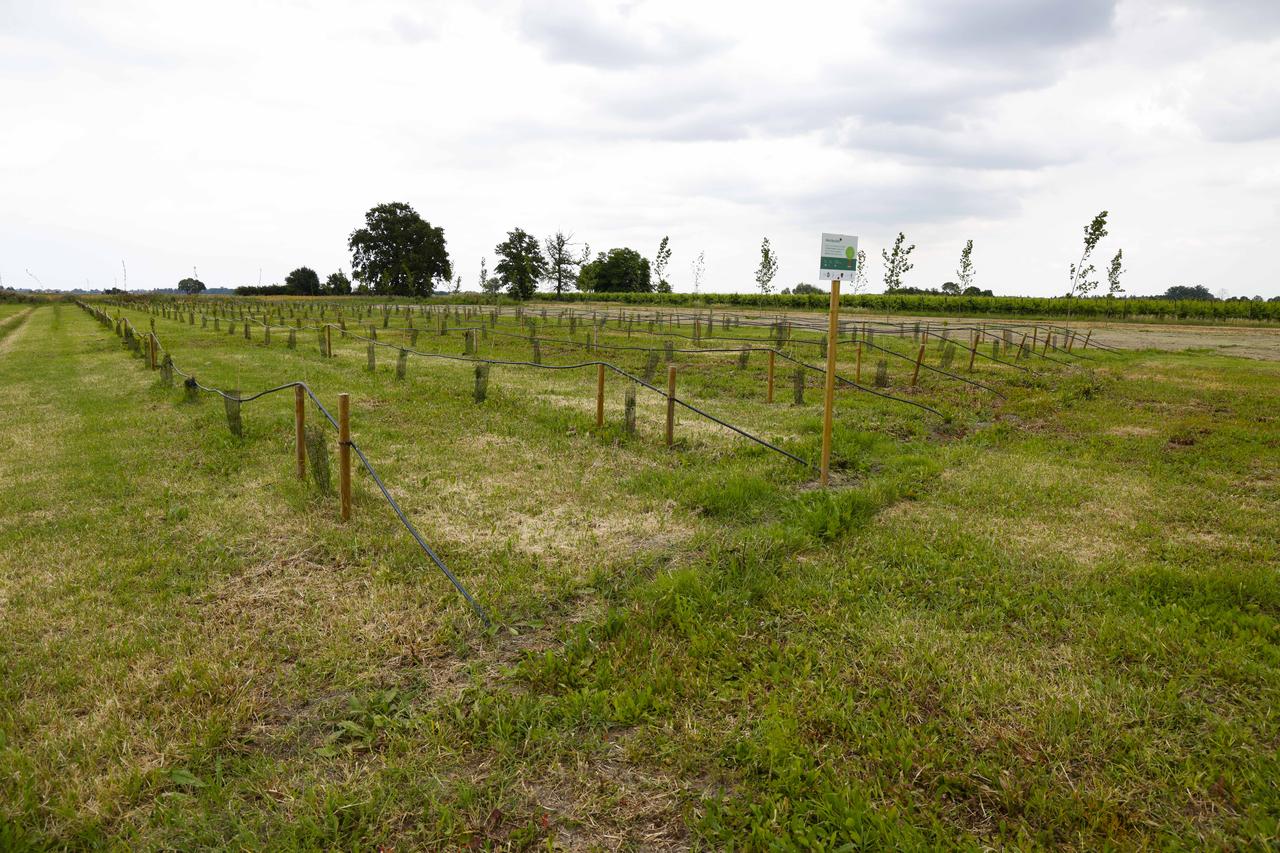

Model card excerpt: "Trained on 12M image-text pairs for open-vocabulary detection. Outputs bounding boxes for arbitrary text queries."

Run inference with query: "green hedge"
[533,291,1280,322]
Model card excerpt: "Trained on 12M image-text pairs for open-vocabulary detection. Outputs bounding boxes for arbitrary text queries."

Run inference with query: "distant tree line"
[235,268,351,296]
[197,201,1273,304]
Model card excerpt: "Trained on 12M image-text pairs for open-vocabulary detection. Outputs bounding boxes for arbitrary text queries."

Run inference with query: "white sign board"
[818,233,859,281]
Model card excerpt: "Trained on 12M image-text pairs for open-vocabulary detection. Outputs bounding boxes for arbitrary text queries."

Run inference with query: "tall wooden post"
[325,324,333,358]
[911,343,925,387]
[1082,330,1092,350]
[855,341,863,383]
[766,350,775,403]
[294,385,306,480]
[596,363,606,428]
[968,331,978,371]
[820,281,840,487]
[665,365,676,447]
[148,333,158,370]
[338,393,351,521]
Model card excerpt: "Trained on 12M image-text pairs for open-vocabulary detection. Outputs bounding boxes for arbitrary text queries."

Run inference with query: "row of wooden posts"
[129,286,1087,490]
[139,327,355,521]
[141,290,873,492]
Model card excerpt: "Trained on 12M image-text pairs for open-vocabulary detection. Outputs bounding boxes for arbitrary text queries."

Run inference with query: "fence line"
[210,308,961,416]
[79,301,491,626]
[115,298,839,466]
[312,323,812,466]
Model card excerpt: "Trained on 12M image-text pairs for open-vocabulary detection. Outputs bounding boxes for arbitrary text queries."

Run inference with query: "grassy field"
[1,301,1277,850]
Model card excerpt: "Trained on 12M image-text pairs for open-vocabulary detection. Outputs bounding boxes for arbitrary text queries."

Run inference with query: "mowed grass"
[0,302,1277,850]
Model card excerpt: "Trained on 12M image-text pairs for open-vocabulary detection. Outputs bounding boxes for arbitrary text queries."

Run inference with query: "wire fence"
[97,296,1116,503]
[126,299,976,420]
[112,297,978,462]
[79,300,492,625]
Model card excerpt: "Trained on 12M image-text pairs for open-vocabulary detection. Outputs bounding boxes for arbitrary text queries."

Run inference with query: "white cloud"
[0,0,1277,298]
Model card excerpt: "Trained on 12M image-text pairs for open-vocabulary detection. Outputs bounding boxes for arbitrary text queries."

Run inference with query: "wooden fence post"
[911,343,925,387]
[855,341,862,383]
[596,363,605,428]
[338,393,351,521]
[149,333,158,370]
[666,365,676,447]
[820,280,840,487]
[294,385,306,480]
[968,331,978,371]
[766,349,775,403]
[1082,330,1092,350]
[326,324,333,359]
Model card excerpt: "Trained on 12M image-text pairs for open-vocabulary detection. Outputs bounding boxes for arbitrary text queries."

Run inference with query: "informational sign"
[818,233,859,281]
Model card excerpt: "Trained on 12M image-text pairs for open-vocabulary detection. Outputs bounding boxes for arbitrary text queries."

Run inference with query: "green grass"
[0,301,1276,850]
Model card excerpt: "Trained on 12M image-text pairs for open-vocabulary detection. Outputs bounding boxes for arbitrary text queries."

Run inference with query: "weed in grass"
[304,421,332,493]
[223,391,242,437]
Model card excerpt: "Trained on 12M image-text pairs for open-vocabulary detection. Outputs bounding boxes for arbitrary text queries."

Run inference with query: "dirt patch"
[516,748,704,851]
[1107,425,1158,437]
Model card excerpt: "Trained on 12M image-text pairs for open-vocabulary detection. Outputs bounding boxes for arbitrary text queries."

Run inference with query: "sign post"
[821,280,840,486]
[817,234,857,486]
[819,233,859,282]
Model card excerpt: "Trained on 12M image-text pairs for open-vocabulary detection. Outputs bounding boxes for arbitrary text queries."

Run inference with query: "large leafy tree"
[882,232,915,291]
[582,248,652,293]
[577,254,602,292]
[325,270,352,295]
[495,228,547,300]
[544,231,590,294]
[177,277,206,294]
[348,202,451,297]
[285,266,321,295]
[1163,284,1214,300]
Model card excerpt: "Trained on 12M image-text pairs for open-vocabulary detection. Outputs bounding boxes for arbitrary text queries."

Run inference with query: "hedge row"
[527,291,1280,322]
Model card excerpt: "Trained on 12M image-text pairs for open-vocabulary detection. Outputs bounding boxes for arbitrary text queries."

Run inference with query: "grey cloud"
[517,0,724,69]
[584,66,1075,171]
[389,13,435,44]
[889,0,1117,57]
[1191,82,1280,143]
[1177,0,1280,38]
[833,120,1075,171]
[1179,37,1280,143]
[0,2,183,70]
[688,167,1023,227]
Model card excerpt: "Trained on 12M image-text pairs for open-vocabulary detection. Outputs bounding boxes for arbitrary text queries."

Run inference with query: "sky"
[2,0,1278,297]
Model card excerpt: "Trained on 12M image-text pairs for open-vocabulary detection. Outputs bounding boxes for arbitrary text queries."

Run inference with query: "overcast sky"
[3,0,1278,296]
